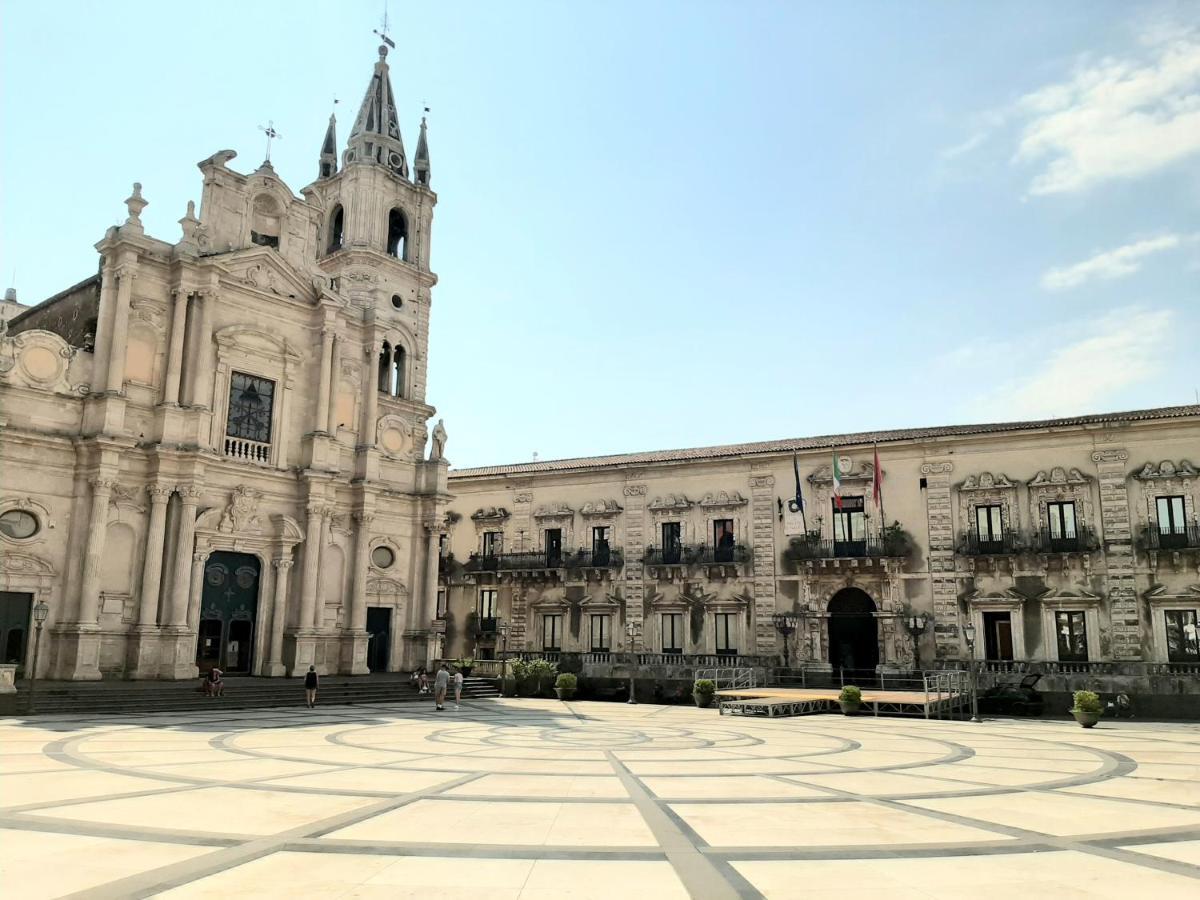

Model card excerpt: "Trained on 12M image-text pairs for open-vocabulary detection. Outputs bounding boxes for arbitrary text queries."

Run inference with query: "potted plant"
[555,672,578,700]
[838,685,863,715]
[459,657,475,676]
[1070,689,1103,728]
[693,678,716,708]
[528,658,558,697]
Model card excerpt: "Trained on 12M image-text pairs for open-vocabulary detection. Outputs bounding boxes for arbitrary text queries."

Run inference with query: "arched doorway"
[828,588,879,678]
[196,551,260,674]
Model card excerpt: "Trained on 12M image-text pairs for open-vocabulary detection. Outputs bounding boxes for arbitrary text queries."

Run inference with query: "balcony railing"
[464,547,625,574]
[1143,522,1200,551]
[223,436,271,465]
[960,528,1021,556]
[1034,525,1099,554]
[784,537,903,561]
[642,544,752,566]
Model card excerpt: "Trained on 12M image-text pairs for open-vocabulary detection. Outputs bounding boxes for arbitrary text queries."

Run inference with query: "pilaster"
[749,471,778,654]
[621,483,648,649]
[1093,448,1140,660]
[921,461,959,659]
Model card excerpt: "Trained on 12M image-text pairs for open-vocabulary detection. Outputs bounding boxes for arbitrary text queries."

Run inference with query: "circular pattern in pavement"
[2,699,1199,899]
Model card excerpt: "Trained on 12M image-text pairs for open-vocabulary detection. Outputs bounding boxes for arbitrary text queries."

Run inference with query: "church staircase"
[2,673,500,717]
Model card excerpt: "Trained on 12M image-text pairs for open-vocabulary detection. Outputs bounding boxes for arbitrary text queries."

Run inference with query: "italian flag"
[831,452,843,510]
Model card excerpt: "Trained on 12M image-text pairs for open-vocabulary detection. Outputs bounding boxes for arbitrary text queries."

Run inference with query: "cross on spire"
[258,120,281,163]
[374,0,395,49]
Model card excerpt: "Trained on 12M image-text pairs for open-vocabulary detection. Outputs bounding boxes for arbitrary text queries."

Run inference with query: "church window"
[391,294,403,310]
[377,341,406,398]
[327,204,345,254]
[250,195,281,249]
[386,208,407,259]
[391,345,406,397]
[378,342,392,393]
[371,546,395,569]
[0,509,39,540]
[225,372,275,444]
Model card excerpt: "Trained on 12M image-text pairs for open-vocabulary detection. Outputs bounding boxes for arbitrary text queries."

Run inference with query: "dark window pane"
[226,372,275,443]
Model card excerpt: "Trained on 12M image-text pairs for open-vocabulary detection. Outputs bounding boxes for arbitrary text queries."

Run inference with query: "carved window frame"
[1132,461,1197,531]
[210,326,299,468]
[1146,588,1200,663]
[955,474,1019,541]
[1026,468,1094,537]
[965,593,1027,661]
[1038,596,1101,662]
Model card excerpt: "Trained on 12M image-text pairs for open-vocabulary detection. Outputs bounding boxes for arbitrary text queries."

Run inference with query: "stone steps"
[4,676,500,716]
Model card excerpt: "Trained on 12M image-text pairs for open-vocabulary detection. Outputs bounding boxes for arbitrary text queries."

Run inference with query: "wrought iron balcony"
[642,544,751,566]
[1143,522,1200,551]
[563,547,625,569]
[785,536,903,561]
[959,528,1021,556]
[1034,525,1099,554]
[464,547,625,574]
[477,616,499,635]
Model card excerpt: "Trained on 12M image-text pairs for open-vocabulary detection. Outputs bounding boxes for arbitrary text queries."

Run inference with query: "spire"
[319,113,338,178]
[414,115,431,186]
[344,44,408,178]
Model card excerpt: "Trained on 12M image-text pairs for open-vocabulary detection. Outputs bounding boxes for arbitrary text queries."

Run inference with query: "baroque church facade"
[1,48,1199,688]
[0,46,449,680]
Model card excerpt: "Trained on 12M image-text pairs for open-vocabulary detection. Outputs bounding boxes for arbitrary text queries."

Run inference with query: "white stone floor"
[1,699,1199,898]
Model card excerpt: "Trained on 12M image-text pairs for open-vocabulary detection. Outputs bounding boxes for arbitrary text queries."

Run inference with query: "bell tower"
[302,42,437,412]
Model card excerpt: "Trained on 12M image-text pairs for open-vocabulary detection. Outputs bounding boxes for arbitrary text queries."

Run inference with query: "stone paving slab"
[0,699,1198,898]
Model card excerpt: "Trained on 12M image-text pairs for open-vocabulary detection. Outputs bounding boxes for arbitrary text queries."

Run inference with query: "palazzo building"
[1,47,1198,688]
[0,46,449,680]
[440,407,1200,678]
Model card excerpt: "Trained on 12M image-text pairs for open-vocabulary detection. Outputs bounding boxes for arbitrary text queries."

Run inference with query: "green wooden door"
[196,552,260,674]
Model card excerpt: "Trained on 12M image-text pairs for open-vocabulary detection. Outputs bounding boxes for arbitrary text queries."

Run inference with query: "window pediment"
[533,503,574,521]
[699,490,747,509]
[809,460,876,485]
[471,507,510,527]
[1134,460,1196,482]
[958,472,1016,491]
[649,494,692,513]
[1028,467,1089,488]
[580,499,623,518]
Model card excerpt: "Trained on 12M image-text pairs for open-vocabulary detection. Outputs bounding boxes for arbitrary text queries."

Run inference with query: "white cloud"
[1013,28,1200,195]
[1041,234,1182,290]
[939,132,988,161]
[973,307,1174,419]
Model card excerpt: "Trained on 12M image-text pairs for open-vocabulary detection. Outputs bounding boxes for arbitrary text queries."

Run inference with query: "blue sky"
[2,1,1197,468]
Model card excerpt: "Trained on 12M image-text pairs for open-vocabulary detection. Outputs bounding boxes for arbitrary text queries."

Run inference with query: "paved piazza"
[2,700,1199,899]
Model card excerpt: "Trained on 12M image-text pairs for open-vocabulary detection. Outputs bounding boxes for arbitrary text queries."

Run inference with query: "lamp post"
[497,619,509,697]
[962,621,981,723]
[625,620,639,705]
[27,600,49,714]
[903,612,929,672]
[771,612,800,668]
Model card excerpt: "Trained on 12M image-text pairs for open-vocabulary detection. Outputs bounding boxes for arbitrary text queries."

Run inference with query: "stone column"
[188,292,215,408]
[749,471,778,656]
[105,268,136,394]
[187,552,208,632]
[297,503,325,632]
[360,344,379,447]
[77,478,115,624]
[920,461,959,660]
[342,510,373,674]
[1093,449,1139,660]
[89,261,118,392]
[163,290,190,404]
[167,486,202,627]
[136,485,173,625]
[621,484,648,651]
[315,328,335,434]
[267,558,294,676]
[423,523,441,625]
[325,333,341,434]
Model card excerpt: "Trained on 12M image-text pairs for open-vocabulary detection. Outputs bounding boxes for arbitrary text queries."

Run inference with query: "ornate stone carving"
[920,462,954,475]
[1091,449,1129,463]
[429,418,447,460]
[1028,467,1089,487]
[218,485,264,534]
[622,484,648,497]
[1133,460,1197,480]
[471,507,510,525]
[958,472,1015,490]
[108,484,146,513]
[580,499,623,518]
[810,462,876,484]
[648,494,692,513]
[533,502,574,520]
[749,476,775,489]
[699,490,748,509]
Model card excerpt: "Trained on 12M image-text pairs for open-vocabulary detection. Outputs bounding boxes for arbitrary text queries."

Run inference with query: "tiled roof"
[448,404,1200,479]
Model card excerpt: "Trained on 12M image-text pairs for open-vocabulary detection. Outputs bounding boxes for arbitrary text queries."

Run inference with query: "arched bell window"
[327,204,345,254]
[378,341,392,393]
[386,208,407,260]
[377,340,406,398]
[391,344,406,397]
[250,195,282,249]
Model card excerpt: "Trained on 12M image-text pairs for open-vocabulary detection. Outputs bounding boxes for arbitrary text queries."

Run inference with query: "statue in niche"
[429,418,447,460]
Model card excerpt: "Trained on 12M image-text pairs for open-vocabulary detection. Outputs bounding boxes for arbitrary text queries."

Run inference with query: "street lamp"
[496,619,509,697]
[625,620,639,705]
[903,612,929,671]
[771,612,800,668]
[28,600,49,714]
[962,621,981,723]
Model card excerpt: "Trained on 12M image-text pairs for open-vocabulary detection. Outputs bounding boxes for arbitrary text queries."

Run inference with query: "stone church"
[2,45,1199,691]
[1,45,449,680]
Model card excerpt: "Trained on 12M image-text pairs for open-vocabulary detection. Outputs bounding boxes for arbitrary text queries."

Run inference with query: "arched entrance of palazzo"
[196,551,261,674]
[827,588,879,677]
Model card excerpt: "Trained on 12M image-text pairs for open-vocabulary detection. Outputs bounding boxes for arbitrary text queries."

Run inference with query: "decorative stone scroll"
[579,499,623,518]
[699,490,748,509]
[1133,460,1197,481]
[533,502,574,521]
[218,485,265,534]
[648,494,692,514]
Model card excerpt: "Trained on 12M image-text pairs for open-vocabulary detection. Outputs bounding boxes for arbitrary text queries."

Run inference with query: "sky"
[2,1,1198,468]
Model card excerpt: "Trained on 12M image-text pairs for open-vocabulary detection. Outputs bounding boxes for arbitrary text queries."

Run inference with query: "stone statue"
[429,418,447,460]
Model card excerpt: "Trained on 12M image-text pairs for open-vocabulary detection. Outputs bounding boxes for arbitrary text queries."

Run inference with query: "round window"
[372,545,395,569]
[0,510,39,540]
[391,294,403,310]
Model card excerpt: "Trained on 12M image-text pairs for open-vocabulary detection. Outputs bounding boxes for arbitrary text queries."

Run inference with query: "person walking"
[304,665,319,709]
[433,663,450,711]
[453,667,464,709]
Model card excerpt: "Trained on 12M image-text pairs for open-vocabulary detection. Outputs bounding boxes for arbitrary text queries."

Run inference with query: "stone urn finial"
[124,182,148,232]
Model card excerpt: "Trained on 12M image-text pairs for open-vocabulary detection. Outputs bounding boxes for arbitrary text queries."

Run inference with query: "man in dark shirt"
[304,665,319,708]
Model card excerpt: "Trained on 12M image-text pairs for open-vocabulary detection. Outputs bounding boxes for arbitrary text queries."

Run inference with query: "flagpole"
[874,442,887,543]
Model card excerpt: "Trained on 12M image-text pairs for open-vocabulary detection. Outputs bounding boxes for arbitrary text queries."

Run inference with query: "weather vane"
[374,1,395,48]
[258,120,281,163]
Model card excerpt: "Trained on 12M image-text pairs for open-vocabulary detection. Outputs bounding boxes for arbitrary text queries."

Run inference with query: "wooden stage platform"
[715,685,968,719]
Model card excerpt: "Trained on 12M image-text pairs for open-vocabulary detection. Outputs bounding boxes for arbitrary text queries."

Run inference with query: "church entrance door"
[366,607,391,673]
[196,552,260,674]
[0,592,33,673]
[827,588,879,682]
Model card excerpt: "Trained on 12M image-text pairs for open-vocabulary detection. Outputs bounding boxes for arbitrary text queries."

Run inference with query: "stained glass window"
[226,372,275,443]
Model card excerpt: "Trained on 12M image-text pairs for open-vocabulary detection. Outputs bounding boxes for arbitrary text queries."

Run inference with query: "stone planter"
[554,688,575,701]
[1071,708,1101,728]
[839,701,861,715]
[694,692,714,708]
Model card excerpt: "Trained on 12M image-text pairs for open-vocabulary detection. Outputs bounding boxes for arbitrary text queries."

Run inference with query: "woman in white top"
[453,669,464,708]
